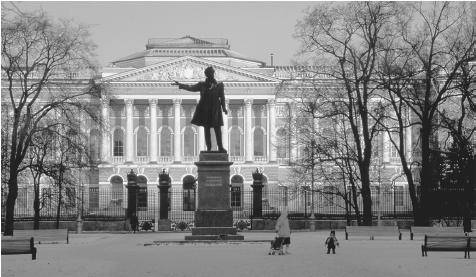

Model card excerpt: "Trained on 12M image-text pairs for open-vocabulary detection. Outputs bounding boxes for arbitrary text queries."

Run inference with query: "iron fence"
[2,186,418,224]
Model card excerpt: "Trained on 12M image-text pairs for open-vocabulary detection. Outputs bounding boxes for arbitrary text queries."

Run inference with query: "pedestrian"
[325,230,339,254]
[275,208,291,254]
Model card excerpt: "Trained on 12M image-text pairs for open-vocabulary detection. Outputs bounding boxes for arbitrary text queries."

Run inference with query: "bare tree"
[294,2,397,224]
[377,2,475,225]
[1,5,101,235]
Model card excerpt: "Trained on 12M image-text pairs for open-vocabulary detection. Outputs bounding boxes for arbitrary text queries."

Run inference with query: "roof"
[113,36,265,66]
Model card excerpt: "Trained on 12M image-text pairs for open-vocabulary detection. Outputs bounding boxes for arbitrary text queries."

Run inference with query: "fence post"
[126,169,139,229]
[251,168,264,218]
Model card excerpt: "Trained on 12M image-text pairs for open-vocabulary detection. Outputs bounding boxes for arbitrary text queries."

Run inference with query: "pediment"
[102,56,280,83]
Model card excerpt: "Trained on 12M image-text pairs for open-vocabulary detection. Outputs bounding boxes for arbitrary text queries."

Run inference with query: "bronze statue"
[173,66,228,152]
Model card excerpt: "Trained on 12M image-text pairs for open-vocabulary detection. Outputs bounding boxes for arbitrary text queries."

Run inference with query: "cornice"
[103,81,279,88]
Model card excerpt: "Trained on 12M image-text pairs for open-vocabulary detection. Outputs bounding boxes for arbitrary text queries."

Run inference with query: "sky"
[11,1,318,67]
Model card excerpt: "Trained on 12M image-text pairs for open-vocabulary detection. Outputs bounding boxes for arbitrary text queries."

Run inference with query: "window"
[322,186,336,206]
[89,129,101,162]
[276,128,289,159]
[136,127,149,157]
[89,187,99,210]
[113,129,124,157]
[394,186,404,206]
[65,187,76,208]
[230,127,243,157]
[160,127,173,156]
[390,133,400,163]
[110,176,124,207]
[137,175,148,211]
[183,127,197,156]
[253,128,266,156]
[182,175,196,211]
[371,186,379,207]
[230,175,244,208]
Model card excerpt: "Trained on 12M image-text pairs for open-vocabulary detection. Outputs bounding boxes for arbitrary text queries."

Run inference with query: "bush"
[176,221,188,231]
[235,220,249,230]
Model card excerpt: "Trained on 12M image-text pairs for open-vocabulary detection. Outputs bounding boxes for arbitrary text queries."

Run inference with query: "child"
[325,230,339,254]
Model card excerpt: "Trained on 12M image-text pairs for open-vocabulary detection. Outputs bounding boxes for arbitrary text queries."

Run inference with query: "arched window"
[89,129,101,162]
[183,127,197,157]
[276,128,289,159]
[159,127,173,157]
[230,175,244,208]
[136,127,149,157]
[253,128,266,157]
[230,127,243,157]
[182,175,196,211]
[113,129,124,157]
[137,175,148,211]
[110,175,124,208]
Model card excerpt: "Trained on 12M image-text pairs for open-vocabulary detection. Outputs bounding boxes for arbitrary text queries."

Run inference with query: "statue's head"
[204,66,215,79]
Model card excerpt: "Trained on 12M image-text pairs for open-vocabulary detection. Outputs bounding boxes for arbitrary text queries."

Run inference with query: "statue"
[173,66,228,152]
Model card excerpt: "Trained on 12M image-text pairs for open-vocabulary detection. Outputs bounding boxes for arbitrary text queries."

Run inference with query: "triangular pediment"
[102,56,280,83]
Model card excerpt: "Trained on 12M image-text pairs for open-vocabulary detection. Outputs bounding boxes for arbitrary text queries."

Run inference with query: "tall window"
[276,128,289,159]
[390,133,400,162]
[230,175,244,208]
[183,127,197,156]
[89,187,99,210]
[137,175,148,211]
[136,127,149,157]
[230,127,243,156]
[160,127,173,156]
[182,175,196,211]
[89,129,101,162]
[253,128,266,156]
[113,129,124,157]
[110,176,124,207]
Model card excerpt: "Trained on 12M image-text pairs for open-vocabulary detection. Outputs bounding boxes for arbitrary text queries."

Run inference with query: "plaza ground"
[2,230,475,277]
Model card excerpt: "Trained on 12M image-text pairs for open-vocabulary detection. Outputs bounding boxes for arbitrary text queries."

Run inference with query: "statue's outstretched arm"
[172,81,201,92]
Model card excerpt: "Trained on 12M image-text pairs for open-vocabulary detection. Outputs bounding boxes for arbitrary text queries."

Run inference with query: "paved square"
[2,231,475,277]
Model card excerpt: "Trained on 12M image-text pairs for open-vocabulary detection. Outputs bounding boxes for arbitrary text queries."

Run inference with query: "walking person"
[325,230,339,254]
[173,66,228,152]
[275,208,291,254]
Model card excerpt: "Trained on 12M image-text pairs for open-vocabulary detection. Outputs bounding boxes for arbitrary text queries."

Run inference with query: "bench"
[345,226,401,240]
[410,226,465,240]
[13,229,69,244]
[421,235,470,258]
[1,237,37,260]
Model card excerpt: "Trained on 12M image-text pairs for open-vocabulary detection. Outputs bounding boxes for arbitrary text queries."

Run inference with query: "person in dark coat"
[173,66,228,152]
[325,230,339,254]
[130,212,139,233]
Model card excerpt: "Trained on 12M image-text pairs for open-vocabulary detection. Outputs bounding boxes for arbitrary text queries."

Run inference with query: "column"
[198,127,205,152]
[149,99,158,163]
[222,99,230,151]
[290,102,298,162]
[245,98,253,162]
[125,99,134,163]
[406,125,412,162]
[101,97,111,163]
[173,99,182,163]
[267,98,276,163]
[383,132,390,163]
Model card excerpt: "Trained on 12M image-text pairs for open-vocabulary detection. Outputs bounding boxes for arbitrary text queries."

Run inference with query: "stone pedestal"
[185,151,244,241]
[157,219,171,231]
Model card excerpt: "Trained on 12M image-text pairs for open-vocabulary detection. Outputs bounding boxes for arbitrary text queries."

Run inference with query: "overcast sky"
[13,1,317,67]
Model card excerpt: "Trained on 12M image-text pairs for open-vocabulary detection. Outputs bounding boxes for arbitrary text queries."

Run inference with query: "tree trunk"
[463,156,474,233]
[416,124,432,226]
[56,178,63,229]
[4,171,18,236]
[33,184,40,230]
[360,167,373,226]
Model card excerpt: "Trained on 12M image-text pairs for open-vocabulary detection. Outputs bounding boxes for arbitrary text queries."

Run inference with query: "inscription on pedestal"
[205,176,222,187]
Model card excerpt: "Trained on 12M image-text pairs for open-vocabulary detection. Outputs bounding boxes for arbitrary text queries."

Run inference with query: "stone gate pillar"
[126,169,139,221]
[157,169,172,231]
[251,168,264,218]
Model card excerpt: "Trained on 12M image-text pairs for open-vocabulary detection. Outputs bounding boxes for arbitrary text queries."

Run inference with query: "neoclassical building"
[5,36,421,220]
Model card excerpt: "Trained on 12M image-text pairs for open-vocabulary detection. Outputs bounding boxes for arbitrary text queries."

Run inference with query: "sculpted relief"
[122,61,256,82]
